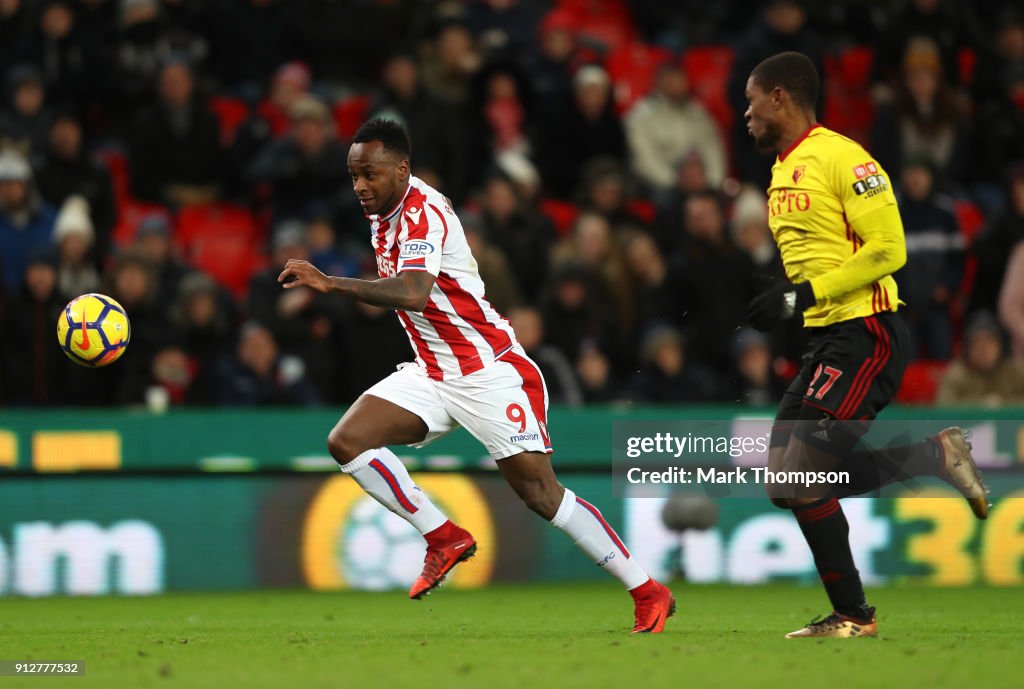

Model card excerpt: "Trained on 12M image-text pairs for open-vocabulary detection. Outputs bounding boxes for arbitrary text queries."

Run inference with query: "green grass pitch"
[1,584,1020,689]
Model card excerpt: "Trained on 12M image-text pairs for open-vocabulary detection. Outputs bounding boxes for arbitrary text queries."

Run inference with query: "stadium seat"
[539,198,580,236]
[605,42,672,114]
[895,360,949,404]
[681,45,735,136]
[176,203,260,248]
[333,95,371,140]
[94,149,131,204]
[823,46,875,144]
[554,0,635,52]
[959,47,977,86]
[625,198,656,224]
[188,233,264,299]
[209,97,251,145]
[111,200,172,246]
[954,199,985,245]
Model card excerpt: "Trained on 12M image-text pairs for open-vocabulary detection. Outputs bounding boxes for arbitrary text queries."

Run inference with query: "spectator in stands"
[728,0,824,187]
[666,190,755,371]
[113,0,168,117]
[622,229,671,335]
[129,56,222,206]
[872,37,968,188]
[247,220,346,402]
[895,156,963,360]
[34,109,116,261]
[467,60,534,179]
[103,248,170,402]
[998,240,1024,359]
[628,324,725,403]
[0,64,52,156]
[539,260,621,373]
[968,165,1024,316]
[970,56,1024,197]
[651,149,711,257]
[872,0,975,96]
[731,327,784,406]
[625,62,727,197]
[1,246,68,405]
[204,0,299,98]
[259,61,312,139]
[551,211,635,333]
[576,340,620,403]
[369,53,465,203]
[0,0,31,78]
[731,185,780,279]
[479,170,555,303]
[936,311,1024,406]
[168,271,236,404]
[524,9,578,105]
[467,0,538,57]
[219,320,320,406]
[306,210,359,280]
[133,212,190,315]
[0,149,56,292]
[508,304,583,407]
[246,95,347,222]
[971,10,1024,105]
[537,65,627,199]
[30,0,92,106]
[420,22,481,108]
[130,344,212,406]
[52,195,100,297]
[461,210,522,314]
[574,158,645,231]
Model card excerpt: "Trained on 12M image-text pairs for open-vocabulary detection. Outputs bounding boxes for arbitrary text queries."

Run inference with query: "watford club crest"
[792,166,806,184]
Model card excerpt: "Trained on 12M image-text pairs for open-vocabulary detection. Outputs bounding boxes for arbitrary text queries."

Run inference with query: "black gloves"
[746,281,816,331]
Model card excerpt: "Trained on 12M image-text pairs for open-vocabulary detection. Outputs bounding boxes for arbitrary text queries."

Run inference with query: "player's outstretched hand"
[278,259,331,293]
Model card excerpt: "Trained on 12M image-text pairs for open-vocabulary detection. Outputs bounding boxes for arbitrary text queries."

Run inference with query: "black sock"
[792,497,866,616]
[834,439,943,497]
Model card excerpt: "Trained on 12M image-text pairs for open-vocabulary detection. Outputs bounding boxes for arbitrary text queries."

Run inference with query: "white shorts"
[363,348,552,460]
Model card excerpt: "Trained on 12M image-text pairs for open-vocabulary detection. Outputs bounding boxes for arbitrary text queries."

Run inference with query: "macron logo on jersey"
[406,206,422,224]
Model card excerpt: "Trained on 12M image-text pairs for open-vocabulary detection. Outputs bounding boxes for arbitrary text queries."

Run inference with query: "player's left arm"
[278,261,435,312]
[805,154,907,303]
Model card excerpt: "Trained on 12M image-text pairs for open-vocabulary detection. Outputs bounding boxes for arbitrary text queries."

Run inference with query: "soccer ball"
[56,293,130,367]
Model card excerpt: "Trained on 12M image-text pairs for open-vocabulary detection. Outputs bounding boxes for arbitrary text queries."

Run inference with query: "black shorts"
[771,311,910,449]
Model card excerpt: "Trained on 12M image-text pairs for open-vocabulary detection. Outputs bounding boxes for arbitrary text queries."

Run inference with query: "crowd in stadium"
[2,0,1024,408]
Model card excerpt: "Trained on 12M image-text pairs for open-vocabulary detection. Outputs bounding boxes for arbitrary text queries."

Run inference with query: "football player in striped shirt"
[279,118,674,633]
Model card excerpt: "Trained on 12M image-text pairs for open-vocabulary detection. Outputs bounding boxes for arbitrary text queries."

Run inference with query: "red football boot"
[409,521,477,600]
[630,579,676,633]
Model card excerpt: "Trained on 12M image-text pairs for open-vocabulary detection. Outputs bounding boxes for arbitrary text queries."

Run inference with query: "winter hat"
[53,196,94,244]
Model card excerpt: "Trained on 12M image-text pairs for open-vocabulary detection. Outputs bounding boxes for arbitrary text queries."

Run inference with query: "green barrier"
[2,406,1023,473]
[1,473,1022,596]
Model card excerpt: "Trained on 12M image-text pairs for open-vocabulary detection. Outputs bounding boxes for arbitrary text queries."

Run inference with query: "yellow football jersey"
[767,124,903,327]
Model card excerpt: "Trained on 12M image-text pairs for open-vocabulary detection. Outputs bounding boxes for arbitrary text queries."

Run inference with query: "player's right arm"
[278,260,435,312]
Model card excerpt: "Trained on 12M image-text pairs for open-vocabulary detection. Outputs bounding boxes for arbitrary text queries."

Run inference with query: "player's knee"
[326,424,369,465]
[519,482,562,520]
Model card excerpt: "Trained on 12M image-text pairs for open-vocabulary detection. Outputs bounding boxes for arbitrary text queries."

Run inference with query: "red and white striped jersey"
[367,176,519,380]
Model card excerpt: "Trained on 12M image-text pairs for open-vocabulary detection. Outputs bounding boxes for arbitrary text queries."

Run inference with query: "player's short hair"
[750,51,820,110]
[352,118,411,159]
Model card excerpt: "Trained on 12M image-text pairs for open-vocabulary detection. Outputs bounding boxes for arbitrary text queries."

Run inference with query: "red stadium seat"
[625,198,655,224]
[954,199,984,245]
[606,42,671,114]
[555,0,635,52]
[209,97,251,145]
[188,234,264,299]
[176,203,260,248]
[895,360,949,404]
[539,198,580,236]
[333,95,371,140]
[958,47,977,86]
[94,149,131,204]
[681,45,735,136]
[111,200,172,247]
[823,46,875,144]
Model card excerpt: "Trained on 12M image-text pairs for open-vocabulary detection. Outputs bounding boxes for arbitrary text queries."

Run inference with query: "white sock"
[339,448,448,535]
[550,488,650,590]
